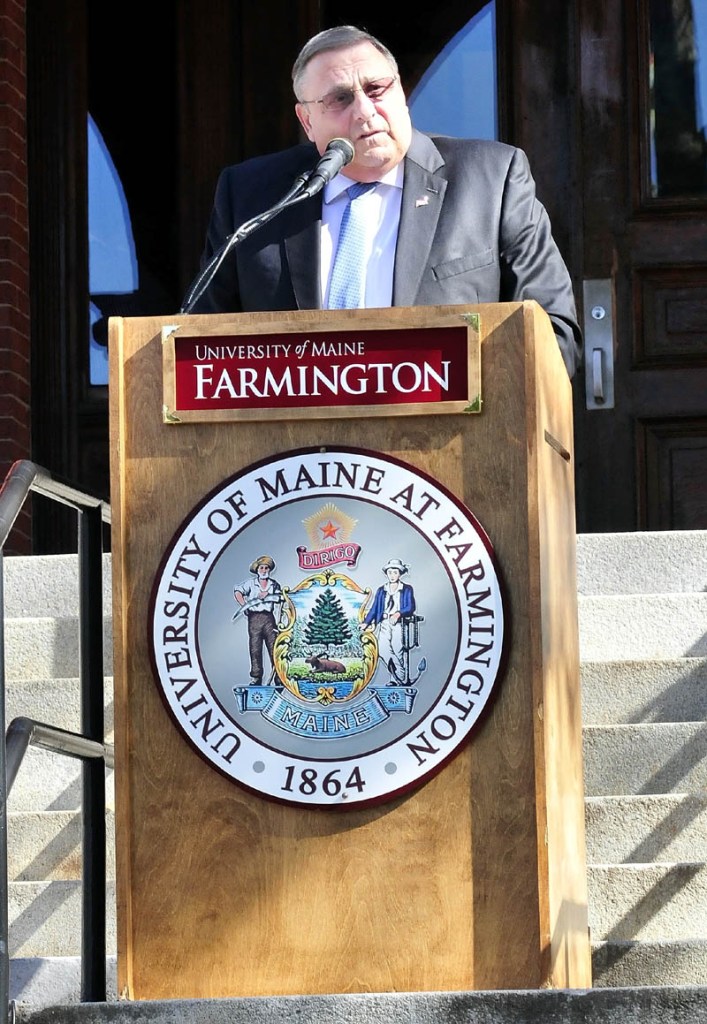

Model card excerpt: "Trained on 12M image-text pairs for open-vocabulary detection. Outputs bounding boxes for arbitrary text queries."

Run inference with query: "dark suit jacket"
[188,129,582,377]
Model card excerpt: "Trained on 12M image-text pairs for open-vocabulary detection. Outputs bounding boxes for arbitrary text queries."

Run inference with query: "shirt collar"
[323,161,404,204]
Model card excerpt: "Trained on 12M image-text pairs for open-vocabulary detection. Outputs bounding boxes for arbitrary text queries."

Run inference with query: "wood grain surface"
[109,303,590,999]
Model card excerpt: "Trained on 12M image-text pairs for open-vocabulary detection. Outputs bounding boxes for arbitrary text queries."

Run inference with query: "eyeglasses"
[300,75,399,114]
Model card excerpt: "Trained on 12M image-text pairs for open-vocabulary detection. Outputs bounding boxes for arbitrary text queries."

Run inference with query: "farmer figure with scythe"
[233,554,285,685]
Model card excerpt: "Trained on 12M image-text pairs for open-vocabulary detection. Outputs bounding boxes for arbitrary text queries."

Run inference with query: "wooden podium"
[108,302,591,1000]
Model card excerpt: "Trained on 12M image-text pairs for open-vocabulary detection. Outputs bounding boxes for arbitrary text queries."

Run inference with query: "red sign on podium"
[162,312,481,423]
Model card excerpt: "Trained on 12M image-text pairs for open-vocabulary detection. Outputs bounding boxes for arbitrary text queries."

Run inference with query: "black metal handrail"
[0,460,112,1024]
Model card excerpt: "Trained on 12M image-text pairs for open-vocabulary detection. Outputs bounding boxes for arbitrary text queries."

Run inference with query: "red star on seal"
[320,520,339,540]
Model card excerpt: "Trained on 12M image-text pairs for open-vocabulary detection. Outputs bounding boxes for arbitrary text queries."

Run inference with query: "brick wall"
[0,0,31,553]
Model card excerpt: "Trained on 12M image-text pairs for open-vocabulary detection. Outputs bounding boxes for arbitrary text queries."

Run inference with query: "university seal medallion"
[148,446,507,808]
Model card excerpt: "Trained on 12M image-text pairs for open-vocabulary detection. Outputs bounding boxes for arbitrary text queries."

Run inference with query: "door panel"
[574,0,707,531]
[641,418,707,526]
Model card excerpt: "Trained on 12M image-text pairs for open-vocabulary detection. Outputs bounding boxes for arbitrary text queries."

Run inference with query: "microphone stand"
[180,172,314,315]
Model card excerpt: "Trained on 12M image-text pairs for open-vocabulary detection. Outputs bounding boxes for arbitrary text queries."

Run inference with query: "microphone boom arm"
[180,183,311,315]
[180,137,355,315]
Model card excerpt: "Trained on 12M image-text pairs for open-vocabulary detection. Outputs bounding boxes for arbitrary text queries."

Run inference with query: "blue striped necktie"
[327,181,378,309]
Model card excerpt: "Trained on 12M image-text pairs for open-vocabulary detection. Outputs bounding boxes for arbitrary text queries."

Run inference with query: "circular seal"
[149,446,507,809]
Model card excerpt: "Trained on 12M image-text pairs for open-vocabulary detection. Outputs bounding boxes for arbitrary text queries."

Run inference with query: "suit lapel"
[393,131,448,307]
[284,196,322,310]
[278,131,447,311]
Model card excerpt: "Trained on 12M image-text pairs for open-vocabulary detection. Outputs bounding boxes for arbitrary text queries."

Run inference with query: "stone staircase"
[2,532,706,1014]
[578,531,707,987]
[3,553,116,1006]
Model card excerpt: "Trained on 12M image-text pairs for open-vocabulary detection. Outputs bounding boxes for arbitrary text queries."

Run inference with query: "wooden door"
[28,0,707,543]
[342,0,707,531]
[573,0,707,531]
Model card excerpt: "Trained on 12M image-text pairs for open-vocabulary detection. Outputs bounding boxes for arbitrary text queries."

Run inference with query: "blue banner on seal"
[234,686,417,739]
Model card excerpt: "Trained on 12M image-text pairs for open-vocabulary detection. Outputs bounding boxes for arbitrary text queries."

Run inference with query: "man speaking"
[183,24,582,379]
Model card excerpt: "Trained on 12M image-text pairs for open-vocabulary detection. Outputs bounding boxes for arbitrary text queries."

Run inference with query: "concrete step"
[592,939,707,988]
[7,947,698,1010]
[9,946,697,1011]
[12,986,707,1024]
[11,956,117,1010]
[581,658,707,724]
[586,794,707,865]
[7,677,114,734]
[583,722,707,797]
[3,553,112,618]
[11,941,705,1013]
[5,530,706,608]
[9,946,700,1011]
[4,530,704,612]
[576,530,707,595]
[8,811,116,881]
[588,862,707,941]
[7,746,115,813]
[4,617,113,680]
[578,593,707,662]
[9,881,116,958]
[4,602,704,685]
[7,596,706,680]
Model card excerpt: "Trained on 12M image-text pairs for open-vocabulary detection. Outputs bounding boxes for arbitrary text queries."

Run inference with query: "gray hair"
[292,25,398,99]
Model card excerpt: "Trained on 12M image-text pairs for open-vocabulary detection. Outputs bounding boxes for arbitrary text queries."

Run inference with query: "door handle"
[583,279,615,410]
[592,347,604,402]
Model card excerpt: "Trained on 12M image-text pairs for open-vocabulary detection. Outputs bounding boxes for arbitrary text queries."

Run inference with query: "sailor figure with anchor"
[233,554,285,685]
[361,558,424,686]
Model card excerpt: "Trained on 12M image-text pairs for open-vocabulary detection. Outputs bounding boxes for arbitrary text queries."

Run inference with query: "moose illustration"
[305,654,346,675]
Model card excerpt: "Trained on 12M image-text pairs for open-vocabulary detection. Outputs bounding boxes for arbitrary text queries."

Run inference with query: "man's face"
[295,42,412,183]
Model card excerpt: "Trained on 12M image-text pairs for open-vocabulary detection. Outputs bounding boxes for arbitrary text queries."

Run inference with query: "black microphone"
[180,138,355,313]
[299,138,355,197]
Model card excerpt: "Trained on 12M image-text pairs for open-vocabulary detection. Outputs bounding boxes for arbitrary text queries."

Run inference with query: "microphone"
[299,138,355,197]
[180,138,355,313]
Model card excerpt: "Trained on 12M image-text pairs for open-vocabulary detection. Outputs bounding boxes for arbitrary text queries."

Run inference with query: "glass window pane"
[88,115,138,385]
[408,4,497,141]
[649,0,707,198]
